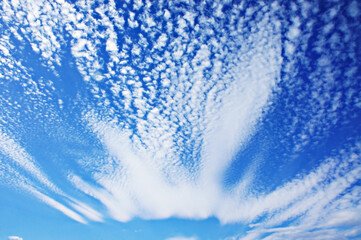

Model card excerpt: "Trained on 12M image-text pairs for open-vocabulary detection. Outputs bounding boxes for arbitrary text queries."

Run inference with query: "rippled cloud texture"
[0,0,361,239]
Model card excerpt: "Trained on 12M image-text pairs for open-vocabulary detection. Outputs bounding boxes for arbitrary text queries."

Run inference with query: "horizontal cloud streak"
[8,236,23,240]
[238,143,361,239]
[165,237,197,240]
[25,185,87,224]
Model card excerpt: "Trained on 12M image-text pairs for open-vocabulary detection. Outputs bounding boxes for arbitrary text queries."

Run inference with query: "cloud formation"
[8,236,23,240]
[0,0,360,239]
[165,237,197,240]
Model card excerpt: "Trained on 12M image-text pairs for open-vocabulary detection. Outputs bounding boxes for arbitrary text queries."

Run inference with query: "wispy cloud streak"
[0,128,59,192]
[0,128,102,223]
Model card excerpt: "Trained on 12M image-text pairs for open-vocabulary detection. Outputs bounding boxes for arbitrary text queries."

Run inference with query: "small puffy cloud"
[8,236,23,240]
[165,237,197,240]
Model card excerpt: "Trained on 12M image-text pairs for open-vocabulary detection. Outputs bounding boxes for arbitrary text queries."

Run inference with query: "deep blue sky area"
[0,0,361,239]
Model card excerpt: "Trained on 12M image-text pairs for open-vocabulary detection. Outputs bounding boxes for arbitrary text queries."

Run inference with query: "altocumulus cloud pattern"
[0,0,361,239]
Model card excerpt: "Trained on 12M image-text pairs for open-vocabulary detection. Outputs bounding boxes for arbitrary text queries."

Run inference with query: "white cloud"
[76,108,361,232]
[106,38,118,52]
[165,237,197,240]
[26,186,87,224]
[77,27,281,219]
[69,199,103,222]
[65,0,284,224]
[8,236,23,240]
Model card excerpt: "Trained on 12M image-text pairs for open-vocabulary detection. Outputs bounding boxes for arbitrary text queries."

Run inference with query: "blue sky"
[0,0,361,239]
